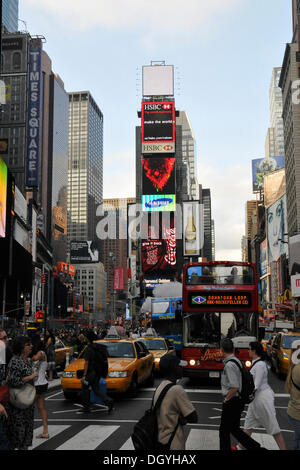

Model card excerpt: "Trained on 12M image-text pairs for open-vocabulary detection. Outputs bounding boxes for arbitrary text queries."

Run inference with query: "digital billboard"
[252,156,285,193]
[70,241,100,264]
[142,194,176,212]
[183,202,204,257]
[0,157,8,238]
[267,194,288,264]
[26,40,43,188]
[141,101,175,144]
[142,65,174,97]
[142,157,175,195]
[188,292,252,309]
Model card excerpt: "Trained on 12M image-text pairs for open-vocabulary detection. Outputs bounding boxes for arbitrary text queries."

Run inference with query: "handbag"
[0,385,10,406]
[9,383,36,409]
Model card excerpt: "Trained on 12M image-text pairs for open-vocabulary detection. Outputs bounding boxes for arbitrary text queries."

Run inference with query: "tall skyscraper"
[269,67,284,156]
[67,91,103,251]
[199,186,213,261]
[279,41,300,236]
[176,111,198,200]
[50,74,69,264]
[2,0,18,33]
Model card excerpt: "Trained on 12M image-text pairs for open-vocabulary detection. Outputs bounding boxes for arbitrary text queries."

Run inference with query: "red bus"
[182,261,259,379]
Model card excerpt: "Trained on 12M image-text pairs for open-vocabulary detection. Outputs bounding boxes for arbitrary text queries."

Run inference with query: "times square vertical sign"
[26,41,43,187]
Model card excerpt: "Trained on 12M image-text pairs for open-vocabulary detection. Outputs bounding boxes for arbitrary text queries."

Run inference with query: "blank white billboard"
[143,65,174,97]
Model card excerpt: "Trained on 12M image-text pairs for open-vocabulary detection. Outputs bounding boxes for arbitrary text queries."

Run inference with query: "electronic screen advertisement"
[188,292,252,309]
[142,215,176,274]
[0,157,8,238]
[183,202,204,257]
[141,101,175,143]
[142,157,175,195]
[70,240,99,264]
[252,156,285,192]
[142,194,176,212]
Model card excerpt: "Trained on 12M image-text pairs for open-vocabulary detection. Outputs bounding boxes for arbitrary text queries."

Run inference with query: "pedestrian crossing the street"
[29,424,280,450]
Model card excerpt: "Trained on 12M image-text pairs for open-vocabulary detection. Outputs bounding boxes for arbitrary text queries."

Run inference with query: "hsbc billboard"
[141,101,175,149]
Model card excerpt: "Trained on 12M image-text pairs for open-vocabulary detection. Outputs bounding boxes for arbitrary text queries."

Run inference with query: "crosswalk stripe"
[56,425,119,450]
[120,437,134,450]
[186,429,279,450]
[29,425,71,449]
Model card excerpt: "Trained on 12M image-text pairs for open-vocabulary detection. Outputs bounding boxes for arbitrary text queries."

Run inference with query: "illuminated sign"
[26,40,43,187]
[142,143,175,154]
[142,194,176,212]
[141,101,175,144]
[142,157,175,195]
[188,292,252,309]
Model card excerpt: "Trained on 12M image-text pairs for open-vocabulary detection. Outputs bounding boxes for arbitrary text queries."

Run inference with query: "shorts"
[35,384,48,396]
[47,362,56,371]
[244,388,281,435]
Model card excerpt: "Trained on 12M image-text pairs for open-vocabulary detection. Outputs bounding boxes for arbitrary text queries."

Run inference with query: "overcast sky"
[19,0,292,260]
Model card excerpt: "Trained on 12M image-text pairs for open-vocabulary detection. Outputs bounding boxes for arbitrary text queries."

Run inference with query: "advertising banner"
[141,101,175,144]
[267,194,288,264]
[142,65,174,97]
[114,267,124,291]
[289,234,300,275]
[142,142,175,154]
[142,194,176,212]
[70,241,100,263]
[142,157,175,195]
[264,169,286,208]
[291,275,300,298]
[26,40,43,187]
[183,201,204,257]
[252,156,285,192]
[260,239,268,277]
[0,157,7,238]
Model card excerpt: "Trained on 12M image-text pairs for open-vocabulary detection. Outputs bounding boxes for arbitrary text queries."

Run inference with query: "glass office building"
[67,92,103,252]
[2,0,19,32]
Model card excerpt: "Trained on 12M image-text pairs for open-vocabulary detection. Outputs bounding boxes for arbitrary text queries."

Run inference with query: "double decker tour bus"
[182,261,259,379]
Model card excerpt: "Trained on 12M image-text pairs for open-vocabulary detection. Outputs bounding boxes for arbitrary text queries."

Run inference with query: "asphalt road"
[28,363,294,451]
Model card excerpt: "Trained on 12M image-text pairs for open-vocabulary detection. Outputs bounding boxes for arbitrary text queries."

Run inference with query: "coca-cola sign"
[164,227,177,266]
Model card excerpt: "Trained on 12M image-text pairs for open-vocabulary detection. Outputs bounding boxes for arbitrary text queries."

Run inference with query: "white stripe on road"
[29,425,71,449]
[56,425,119,450]
[120,437,134,450]
[185,429,279,450]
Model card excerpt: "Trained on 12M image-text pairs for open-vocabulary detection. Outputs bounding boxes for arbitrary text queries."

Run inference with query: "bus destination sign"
[188,292,252,308]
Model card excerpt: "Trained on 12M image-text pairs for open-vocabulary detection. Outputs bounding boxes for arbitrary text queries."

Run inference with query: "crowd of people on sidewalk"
[1,325,300,451]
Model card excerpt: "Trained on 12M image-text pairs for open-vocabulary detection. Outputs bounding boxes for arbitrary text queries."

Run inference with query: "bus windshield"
[183,311,257,347]
[152,301,170,315]
[186,265,254,285]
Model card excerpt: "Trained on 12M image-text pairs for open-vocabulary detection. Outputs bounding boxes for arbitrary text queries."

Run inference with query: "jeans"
[81,370,113,410]
[288,414,300,450]
[219,397,262,450]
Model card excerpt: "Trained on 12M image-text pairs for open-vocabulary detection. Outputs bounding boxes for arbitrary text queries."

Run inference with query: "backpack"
[91,343,109,378]
[227,359,256,404]
[131,383,179,452]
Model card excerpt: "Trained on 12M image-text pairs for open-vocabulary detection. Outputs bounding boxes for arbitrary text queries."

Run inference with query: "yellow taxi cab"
[61,327,154,400]
[139,328,176,372]
[54,338,73,369]
[261,331,275,353]
[270,331,300,378]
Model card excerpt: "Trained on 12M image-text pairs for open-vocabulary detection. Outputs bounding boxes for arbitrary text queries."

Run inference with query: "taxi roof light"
[105,326,121,340]
[144,328,158,338]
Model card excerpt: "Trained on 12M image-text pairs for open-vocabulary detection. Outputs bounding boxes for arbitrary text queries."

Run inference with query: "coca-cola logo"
[164,228,176,266]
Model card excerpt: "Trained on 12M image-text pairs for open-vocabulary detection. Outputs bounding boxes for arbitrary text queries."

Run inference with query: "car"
[61,329,155,400]
[139,329,176,372]
[270,331,300,378]
[54,338,73,369]
[261,331,275,353]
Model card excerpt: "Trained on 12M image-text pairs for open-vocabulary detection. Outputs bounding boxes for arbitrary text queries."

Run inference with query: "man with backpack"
[80,331,114,413]
[219,338,264,451]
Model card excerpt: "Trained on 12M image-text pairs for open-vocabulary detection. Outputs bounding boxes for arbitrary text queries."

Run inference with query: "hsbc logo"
[142,142,175,154]
[143,102,173,112]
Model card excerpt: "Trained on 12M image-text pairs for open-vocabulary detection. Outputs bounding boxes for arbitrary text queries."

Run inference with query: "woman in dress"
[32,348,49,439]
[234,341,286,450]
[4,336,38,450]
